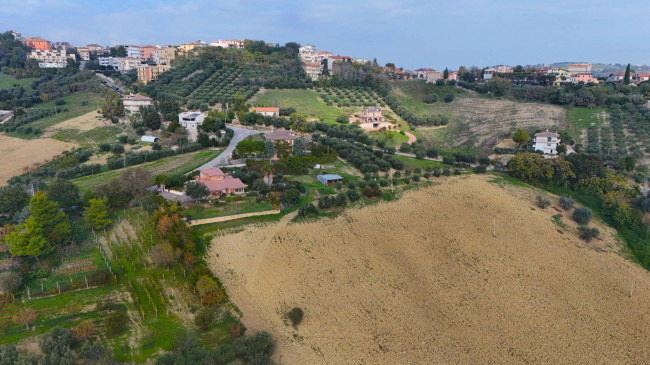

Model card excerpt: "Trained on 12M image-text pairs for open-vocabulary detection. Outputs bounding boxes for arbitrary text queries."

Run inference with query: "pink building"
[573,73,595,83]
[195,168,246,196]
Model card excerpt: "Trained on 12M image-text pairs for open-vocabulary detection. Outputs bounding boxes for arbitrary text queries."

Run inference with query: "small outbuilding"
[141,135,160,143]
[317,174,343,186]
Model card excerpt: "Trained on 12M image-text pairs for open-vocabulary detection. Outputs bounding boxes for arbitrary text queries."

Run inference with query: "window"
[547,137,552,142]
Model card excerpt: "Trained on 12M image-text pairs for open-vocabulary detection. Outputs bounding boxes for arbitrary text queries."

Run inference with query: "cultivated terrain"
[208,175,650,364]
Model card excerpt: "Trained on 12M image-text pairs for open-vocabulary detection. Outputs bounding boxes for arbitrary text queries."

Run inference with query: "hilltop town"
[1,28,650,364]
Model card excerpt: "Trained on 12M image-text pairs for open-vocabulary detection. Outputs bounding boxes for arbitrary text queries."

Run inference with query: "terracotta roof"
[200,167,225,177]
[304,62,321,67]
[265,130,298,141]
[330,56,350,59]
[317,51,332,54]
[201,176,246,192]
[255,107,279,112]
[535,131,559,138]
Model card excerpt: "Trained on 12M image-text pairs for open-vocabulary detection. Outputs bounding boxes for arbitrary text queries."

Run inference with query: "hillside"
[390,81,568,149]
[208,175,650,364]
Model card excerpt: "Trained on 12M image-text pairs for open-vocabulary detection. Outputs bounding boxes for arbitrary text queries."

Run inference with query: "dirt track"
[0,134,77,185]
[208,175,650,364]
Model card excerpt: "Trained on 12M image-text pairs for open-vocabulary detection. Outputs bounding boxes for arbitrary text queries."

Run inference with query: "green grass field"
[250,89,342,122]
[73,149,222,190]
[7,92,102,139]
[389,80,466,117]
[0,74,37,90]
[54,125,123,145]
[368,129,409,147]
[393,154,444,169]
[183,198,274,220]
[565,106,607,141]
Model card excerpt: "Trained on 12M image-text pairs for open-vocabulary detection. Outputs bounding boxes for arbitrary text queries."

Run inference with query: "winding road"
[193,126,264,171]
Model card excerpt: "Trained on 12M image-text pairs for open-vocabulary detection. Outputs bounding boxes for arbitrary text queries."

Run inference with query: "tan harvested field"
[41,110,107,138]
[419,96,567,149]
[208,175,650,364]
[0,134,77,184]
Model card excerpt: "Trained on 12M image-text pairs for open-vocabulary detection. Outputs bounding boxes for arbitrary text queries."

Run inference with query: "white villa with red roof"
[194,168,246,196]
[533,130,561,155]
[253,107,279,117]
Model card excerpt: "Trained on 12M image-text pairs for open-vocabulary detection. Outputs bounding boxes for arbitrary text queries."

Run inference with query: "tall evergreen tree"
[6,217,53,263]
[84,197,112,230]
[443,68,449,80]
[624,64,631,85]
[29,192,71,245]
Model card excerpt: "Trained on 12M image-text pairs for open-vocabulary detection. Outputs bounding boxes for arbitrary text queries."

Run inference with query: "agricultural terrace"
[249,89,341,122]
[0,74,37,90]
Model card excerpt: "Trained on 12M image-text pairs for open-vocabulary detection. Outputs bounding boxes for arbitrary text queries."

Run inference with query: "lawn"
[368,129,409,147]
[73,149,222,190]
[250,89,342,122]
[394,154,444,170]
[182,198,274,220]
[7,92,102,139]
[565,106,608,141]
[389,80,466,118]
[0,74,36,90]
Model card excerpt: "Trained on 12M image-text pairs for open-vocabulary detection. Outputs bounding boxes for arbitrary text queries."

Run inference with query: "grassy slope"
[0,74,37,90]
[250,89,342,122]
[7,92,101,139]
[72,149,222,190]
[565,106,607,142]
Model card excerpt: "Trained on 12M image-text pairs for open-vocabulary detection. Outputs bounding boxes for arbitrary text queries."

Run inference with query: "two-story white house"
[178,111,206,141]
[534,130,561,155]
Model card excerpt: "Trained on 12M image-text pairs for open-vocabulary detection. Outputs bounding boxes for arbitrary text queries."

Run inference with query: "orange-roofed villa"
[194,168,246,196]
[350,108,393,131]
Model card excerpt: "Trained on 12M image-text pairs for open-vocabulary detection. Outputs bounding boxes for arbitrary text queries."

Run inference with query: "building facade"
[178,111,206,141]
[121,94,153,114]
[76,47,90,60]
[86,44,103,54]
[351,108,392,131]
[303,62,322,79]
[24,37,51,50]
[568,63,592,75]
[151,47,176,65]
[210,39,244,49]
[533,131,561,155]
[137,64,172,83]
[126,45,143,59]
[28,49,75,68]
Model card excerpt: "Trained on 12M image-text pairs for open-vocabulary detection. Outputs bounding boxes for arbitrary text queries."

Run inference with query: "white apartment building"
[210,39,244,49]
[126,45,143,59]
[28,49,76,68]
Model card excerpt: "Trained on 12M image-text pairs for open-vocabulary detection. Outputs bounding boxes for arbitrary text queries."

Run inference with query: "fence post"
[26,285,30,300]
[57,281,60,294]
[41,283,44,293]
[85,275,89,289]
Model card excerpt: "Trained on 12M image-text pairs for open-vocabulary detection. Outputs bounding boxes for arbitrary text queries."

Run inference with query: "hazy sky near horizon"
[1,0,648,70]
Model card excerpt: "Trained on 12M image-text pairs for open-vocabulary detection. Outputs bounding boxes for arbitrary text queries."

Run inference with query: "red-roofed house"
[253,107,280,117]
[264,129,298,151]
[636,73,650,83]
[194,168,246,196]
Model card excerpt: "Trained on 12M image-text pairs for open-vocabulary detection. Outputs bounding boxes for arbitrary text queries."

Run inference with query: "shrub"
[433,170,441,177]
[426,147,438,158]
[233,331,276,362]
[536,195,551,209]
[39,327,74,365]
[423,94,438,104]
[104,310,129,336]
[110,144,124,154]
[0,271,22,292]
[443,93,455,103]
[346,189,361,202]
[572,207,593,225]
[478,157,491,166]
[54,99,66,106]
[287,307,304,327]
[118,135,128,144]
[559,196,575,210]
[194,308,214,332]
[473,165,487,173]
[442,155,456,164]
[578,226,600,242]
[98,143,111,152]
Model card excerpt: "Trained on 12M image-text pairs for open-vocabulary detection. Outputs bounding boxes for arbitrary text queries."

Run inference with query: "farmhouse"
[264,129,298,151]
[317,174,344,186]
[178,111,206,141]
[253,107,280,117]
[351,108,392,131]
[533,130,560,155]
[195,168,246,196]
[121,94,153,114]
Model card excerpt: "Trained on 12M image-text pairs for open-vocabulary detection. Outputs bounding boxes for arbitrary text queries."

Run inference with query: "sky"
[1,0,649,70]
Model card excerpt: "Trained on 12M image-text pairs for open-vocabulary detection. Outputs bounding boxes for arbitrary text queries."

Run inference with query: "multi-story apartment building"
[141,45,158,60]
[86,44,103,54]
[126,45,144,59]
[24,37,51,50]
[568,63,592,75]
[76,47,90,61]
[151,47,176,65]
[178,41,207,56]
[98,56,120,69]
[118,57,140,72]
[28,49,75,68]
[303,62,322,80]
[137,64,172,83]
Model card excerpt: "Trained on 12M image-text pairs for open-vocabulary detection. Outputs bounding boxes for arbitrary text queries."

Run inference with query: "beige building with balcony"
[137,64,172,83]
[152,47,176,65]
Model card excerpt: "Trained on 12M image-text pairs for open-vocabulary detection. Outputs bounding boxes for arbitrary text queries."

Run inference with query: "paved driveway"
[193,127,264,171]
